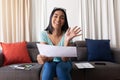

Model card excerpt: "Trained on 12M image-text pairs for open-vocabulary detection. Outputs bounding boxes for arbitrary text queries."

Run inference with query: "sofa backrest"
[70,41,88,62]
[73,41,119,63]
[26,41,88,62]
[27,41,120,63]
[0,53,3,67]
[27,42,39,62]
[27,41,88,62]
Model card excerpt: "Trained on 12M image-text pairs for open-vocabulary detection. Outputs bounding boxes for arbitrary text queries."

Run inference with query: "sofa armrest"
[0,53,4,67]
[111,48,120,64]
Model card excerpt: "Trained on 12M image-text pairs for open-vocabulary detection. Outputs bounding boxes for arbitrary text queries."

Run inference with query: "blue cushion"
[86,39,114,62]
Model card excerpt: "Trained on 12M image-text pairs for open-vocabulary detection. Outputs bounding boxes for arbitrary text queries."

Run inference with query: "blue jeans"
[42,61,72,80]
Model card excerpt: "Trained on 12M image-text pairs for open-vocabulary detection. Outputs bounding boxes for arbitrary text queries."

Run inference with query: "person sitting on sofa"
[37,7,82,80]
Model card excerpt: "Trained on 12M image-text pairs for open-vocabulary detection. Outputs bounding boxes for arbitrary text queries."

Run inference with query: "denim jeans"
[42,61,72,80]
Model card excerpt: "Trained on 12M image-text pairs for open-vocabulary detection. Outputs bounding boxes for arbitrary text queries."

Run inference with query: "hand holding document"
[36,44,77,57]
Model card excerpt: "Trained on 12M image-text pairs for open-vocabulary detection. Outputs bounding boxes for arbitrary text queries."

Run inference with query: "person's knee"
[56,62,68,73]
[44,62,52,68]
[56,62,72,71]
[44,62,55,71]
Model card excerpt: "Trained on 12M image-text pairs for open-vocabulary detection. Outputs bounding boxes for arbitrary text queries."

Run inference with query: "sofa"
[0,41,120,80]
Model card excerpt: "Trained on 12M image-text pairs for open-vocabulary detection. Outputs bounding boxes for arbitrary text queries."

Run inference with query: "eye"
[60,16,65,19]
[53,15,57,18]
[61,17,65,19]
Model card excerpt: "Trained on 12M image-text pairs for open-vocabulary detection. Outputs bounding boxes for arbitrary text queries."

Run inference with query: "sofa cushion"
[0,53,4,67]
[27,42,39,62]
[77,47,87,61]
[86,61,120,80]
[0,45,2,53]
[0,63,42,80]
[74,41,86,47]
[70,41,87,61]
[86,39,114,62]
[1,41,32,65]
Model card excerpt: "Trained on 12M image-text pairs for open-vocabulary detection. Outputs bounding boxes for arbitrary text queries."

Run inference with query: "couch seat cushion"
[0,63,42,80]
[85,61,120,80]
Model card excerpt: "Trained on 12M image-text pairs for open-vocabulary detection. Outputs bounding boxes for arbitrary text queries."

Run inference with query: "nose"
[56,17,60,22]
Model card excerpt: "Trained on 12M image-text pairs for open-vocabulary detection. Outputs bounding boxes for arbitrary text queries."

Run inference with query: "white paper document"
[75,62,95,69]
[37,44,77,57]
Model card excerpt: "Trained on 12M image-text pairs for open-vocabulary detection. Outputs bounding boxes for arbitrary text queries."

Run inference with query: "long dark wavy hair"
[45,8,69,34]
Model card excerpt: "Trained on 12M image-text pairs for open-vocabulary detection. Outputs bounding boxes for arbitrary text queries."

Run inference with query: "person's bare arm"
[62,26,82,62]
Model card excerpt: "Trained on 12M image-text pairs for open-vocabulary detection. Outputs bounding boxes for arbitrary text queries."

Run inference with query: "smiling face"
[45,8,69,34]
[51,10,65,30]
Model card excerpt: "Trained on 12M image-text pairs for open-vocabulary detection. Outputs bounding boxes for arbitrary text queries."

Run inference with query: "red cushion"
[1,41,32,65]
